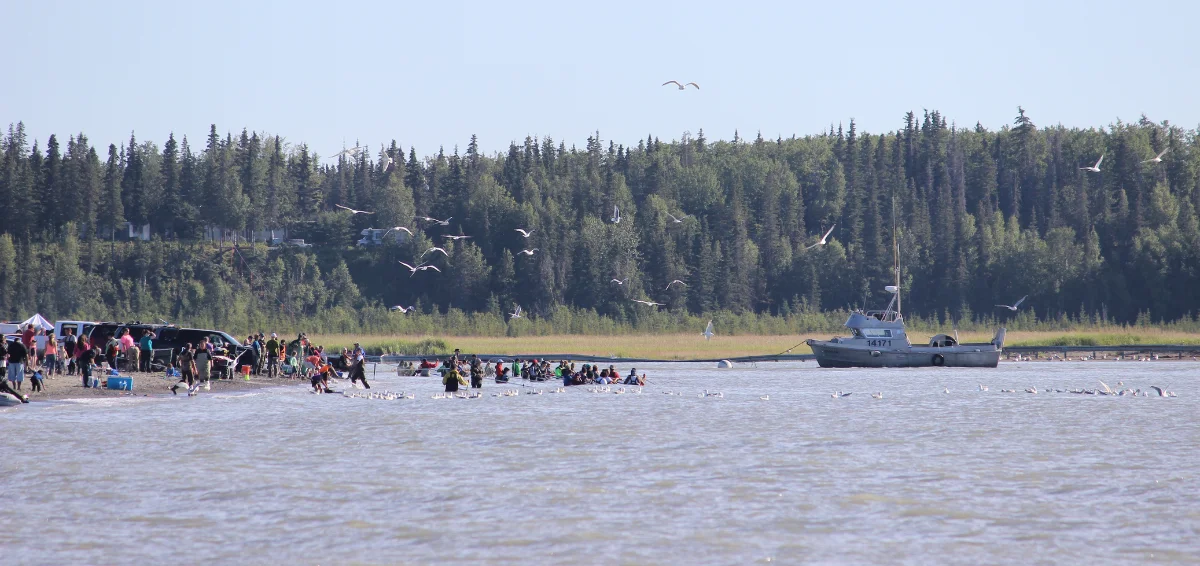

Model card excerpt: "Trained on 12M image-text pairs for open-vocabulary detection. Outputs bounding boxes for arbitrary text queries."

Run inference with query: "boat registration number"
[866,340,892,348]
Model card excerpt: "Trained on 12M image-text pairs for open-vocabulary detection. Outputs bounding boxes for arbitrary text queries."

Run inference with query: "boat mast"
[893,194,901,318]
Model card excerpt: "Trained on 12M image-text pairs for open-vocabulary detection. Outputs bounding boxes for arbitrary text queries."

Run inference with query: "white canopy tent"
[20,314,53,331]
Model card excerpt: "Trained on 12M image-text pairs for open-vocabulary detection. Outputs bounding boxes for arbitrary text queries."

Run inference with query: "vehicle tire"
[932,354,945,366]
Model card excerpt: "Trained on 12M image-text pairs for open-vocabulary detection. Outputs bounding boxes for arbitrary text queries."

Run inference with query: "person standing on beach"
[78,344,98,388]
[63,328,77,375]
[104,334,121,373]
[265,333,280,377]
[171,344,197,395]
[43,333,59,377]
[119,328,137,372]
[138,330,155,372]
[194,337,213,386]
[0,339,8,386]
[8,338,28,390]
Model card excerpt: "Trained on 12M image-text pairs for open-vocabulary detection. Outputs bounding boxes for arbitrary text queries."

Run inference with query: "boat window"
[851,329,864,338]
[861,329,892,338]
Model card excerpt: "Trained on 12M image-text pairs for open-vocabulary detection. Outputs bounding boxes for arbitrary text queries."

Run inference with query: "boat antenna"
[892,193,901,318]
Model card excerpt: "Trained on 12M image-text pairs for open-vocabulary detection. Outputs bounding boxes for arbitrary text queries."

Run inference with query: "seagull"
[380,152,393,171]
[389,305,413,313]
[1142,149,1168,164]
[610,278,628,285]
[417,215,453,226]
[335,204,374,215]
[994,295,1027,312]
[514,228,535,238]
[330,146,364,159]
[509,305,522,319]
[382,226,413,238]
[805,224,836,250]
[662,80,699,90]
[443,234,471,240]
[1149,386,1166,397]
[611,205,621,224]
[1098,380,1113,395]
[702,320,714,341]
[518,248,539,256]
[421,247,448,258]
[1080,154,1104,173]
[760,394,770,401]
[398,261,420,274]
[667,212,689,223]
[979,384,988,391]
[871,392,883,399]
[417,265,441,273]
[632,299,664,307]
[665,279,687,290]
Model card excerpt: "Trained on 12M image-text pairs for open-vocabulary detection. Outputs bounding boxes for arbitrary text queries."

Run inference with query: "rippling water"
[2,361,1198,565]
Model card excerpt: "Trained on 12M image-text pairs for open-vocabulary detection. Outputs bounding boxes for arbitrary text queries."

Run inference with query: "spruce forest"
[2,108,1199,335]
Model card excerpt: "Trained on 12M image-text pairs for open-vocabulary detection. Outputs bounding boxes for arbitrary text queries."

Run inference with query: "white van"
[55,320,101,344]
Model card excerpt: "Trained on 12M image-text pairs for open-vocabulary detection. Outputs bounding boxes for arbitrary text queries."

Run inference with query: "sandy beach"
[10,370,290,402]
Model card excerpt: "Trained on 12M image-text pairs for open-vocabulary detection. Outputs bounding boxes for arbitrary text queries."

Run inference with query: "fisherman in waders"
[443,363,467,393]
[469,354,483,389]
[349,343,370,389]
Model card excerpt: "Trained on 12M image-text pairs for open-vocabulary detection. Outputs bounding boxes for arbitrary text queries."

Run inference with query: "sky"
[4,0,1197,157]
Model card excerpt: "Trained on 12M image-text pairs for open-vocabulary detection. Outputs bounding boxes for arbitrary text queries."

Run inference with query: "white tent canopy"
[20,314,53,331]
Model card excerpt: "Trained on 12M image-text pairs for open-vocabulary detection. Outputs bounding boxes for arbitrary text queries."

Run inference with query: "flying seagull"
[632,299,664,307]
[417,215,453,226]
[330,146,364,159]
[805,224,836,250]
[1143,149,1168,164]
[380,152,393,171]
[335,204,374,215]
[421,247,449,258]
[519,248,539,256]
[509,305,523,319]
[610,278,628,285]
[398,261,420,275]
[416,265,441,273]
[382,226,413,238]
[443,234,471,240]
[994,295,1027,312]
[665,279,687,290]
[514,228,535,238]
[662,80,700,90]
[611,205,621,224]
[667,212,689,223]
[389,305,413,313]
[702,320,714,341]
[1080,154,1104,173]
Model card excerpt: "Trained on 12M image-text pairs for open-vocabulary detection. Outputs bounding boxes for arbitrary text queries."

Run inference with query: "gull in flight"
[389,305,413,313]
[514,228,535,238]
[518,248,539,256]
[1080,154,1104,173]
[443,234,472,240]
[1143,149,1168,164]
[610,278,628,285]
[702,320,714,341]
[380,151,393,171]
[335,204,374,215]
[398,261,421,275]
[805,224,836,250]
[417,265,441,274]
[417,215,453,226]
[662,80,700,90]
[994,295,1027,312]
[667,212,689,223]
[611,205,621,224]
[665,279,687,290]
[382,226,413,238]
[330,146,364,159]
[421,247,448,258]
[509,305,522,319]
[632,299,664,307]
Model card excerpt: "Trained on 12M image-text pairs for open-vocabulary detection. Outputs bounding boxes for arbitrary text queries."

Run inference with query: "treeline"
[1,109,1199,334]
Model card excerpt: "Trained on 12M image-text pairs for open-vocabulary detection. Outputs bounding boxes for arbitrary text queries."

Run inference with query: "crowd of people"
[428,349,646,393]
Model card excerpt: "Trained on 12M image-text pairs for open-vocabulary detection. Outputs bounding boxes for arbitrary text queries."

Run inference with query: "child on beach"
[29,370,44,392]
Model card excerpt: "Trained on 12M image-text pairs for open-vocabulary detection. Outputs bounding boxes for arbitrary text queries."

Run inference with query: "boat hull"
[807,341,1001,368]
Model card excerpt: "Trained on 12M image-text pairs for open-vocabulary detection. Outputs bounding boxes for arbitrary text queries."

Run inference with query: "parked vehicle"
[87,323,249,370]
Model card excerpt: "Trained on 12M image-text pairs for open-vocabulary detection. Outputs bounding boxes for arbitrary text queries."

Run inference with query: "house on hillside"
[122,222,151,241]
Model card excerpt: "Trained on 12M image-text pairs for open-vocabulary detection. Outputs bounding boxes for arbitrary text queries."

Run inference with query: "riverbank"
[307,329,1200,360]
[12,370,287,402]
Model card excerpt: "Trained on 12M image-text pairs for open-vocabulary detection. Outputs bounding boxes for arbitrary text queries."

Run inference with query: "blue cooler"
[107,376,133,390]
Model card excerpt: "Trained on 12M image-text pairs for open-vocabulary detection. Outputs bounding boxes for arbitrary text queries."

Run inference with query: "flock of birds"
[826,380,1178,399]
[1078,148,1169,173]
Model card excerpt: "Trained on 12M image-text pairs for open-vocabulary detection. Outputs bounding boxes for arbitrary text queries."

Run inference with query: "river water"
[2,361,1198,565]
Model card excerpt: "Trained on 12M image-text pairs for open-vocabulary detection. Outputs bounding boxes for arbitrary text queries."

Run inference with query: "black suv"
[87,323,249,367]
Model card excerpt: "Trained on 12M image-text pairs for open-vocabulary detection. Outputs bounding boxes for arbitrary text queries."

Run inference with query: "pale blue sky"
[4,0,1196,156]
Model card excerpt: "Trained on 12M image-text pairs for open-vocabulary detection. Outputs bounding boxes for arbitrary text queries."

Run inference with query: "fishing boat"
[806,200,1005,368]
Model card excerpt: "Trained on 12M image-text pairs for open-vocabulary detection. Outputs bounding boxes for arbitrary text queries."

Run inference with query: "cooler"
[107,376,133,390]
